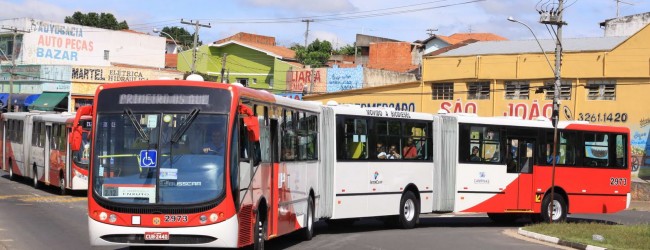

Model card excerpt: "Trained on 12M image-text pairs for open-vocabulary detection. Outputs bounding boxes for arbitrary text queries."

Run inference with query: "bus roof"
[450,114,629,133]
[329,104,435,121]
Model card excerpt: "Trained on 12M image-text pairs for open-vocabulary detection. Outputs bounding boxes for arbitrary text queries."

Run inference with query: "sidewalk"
[629,201,650,211]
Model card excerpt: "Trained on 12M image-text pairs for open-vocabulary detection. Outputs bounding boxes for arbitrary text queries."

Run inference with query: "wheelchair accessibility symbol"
[140,150,157,168]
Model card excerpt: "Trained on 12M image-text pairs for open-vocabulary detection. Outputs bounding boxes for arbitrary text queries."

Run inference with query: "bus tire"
[59,172,66,195]
[487,213,519,224]
[253,209,266,250]
[541,193,567,223]
[398,191,419,229]
[8,164,13,180]
[32,165,39,189]
[300,197,315,241]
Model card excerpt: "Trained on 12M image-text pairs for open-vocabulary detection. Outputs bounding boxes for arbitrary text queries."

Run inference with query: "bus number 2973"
[164,215,188,222]
[610,177,627,186]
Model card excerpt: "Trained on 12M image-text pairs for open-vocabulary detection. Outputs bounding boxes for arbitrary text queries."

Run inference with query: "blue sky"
[2,0,650,47]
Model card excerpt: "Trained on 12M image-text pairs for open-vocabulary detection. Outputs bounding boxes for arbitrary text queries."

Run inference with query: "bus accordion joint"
[70,105,93,151]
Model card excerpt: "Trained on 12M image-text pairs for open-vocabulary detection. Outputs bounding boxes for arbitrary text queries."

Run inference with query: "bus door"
[44,123,52,184]
[506,138,535,210]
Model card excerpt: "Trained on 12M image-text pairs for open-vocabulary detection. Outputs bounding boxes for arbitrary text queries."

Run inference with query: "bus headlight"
[99,212,108,221]
[109,214,117,223]
[199,215,207,224]
[210,213,218,222]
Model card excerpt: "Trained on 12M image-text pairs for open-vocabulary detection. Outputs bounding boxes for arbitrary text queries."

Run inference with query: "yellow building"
[305,24,650,177]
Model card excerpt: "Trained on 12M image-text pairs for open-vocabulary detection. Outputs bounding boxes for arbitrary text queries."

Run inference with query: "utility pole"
[540,0,566,224]
[302,19,314,48]
[2,26,30,112]
[309,67,315,94]
[180,19,211,74]
[220,53,228,83]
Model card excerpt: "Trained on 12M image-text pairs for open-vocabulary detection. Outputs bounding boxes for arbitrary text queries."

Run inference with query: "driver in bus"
[202,128,225,155]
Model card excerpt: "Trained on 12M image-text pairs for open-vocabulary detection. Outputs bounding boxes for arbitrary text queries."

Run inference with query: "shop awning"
[29,92,68,111]
[0,93,40,110]
[0,93,8,107]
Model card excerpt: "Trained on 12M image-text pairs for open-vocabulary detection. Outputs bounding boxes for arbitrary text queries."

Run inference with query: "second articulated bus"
[2,106,92,194]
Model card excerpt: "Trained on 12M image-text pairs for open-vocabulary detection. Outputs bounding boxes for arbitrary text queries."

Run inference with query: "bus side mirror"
[69,126,82,151]
[70,105,92,151]
[238,105,260,142]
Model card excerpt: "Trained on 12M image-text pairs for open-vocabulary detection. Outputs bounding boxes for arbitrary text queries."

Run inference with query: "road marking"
[0,239,14,242]
[19,196,86,203]
[0,195,32,200]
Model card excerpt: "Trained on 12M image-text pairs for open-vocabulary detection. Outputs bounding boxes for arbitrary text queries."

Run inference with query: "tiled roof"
[436,36,629,57]
[419,32,507,45]
[210,40,296,59]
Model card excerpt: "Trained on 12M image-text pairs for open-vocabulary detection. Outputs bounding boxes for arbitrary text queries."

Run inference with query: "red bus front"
[88,82,240,247]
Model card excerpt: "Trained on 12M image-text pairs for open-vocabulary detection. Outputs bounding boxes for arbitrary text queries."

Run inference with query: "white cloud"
[309,30,349,48]
[0,0,71,22]
[241,0,357,13]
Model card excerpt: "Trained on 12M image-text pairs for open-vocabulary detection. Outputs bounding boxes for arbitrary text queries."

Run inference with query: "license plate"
[144,232,170,241]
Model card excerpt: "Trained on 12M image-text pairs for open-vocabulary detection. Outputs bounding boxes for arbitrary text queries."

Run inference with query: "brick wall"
[367,42,415,72]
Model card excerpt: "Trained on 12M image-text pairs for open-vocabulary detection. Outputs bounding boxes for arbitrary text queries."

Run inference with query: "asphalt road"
[0,171,648,250]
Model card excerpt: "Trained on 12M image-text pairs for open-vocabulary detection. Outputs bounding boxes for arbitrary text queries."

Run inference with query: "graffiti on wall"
[327,65,363,92]
[286,69,326,93]
[33,21,92,61]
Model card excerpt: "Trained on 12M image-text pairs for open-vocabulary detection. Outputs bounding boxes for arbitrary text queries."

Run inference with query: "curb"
[518,228,607,250]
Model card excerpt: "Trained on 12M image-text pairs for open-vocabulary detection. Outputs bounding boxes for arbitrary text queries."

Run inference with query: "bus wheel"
[253,209,266,250]
[487,213,519,224]
[541,193,567,223]
[32,165,40,189]
[8,166,13,180]
[59,173,66,195]
[300,197,315,241]
[398,191,419,229]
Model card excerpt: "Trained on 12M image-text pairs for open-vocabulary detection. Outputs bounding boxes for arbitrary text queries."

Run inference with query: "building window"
[467,82,490,100]
[505,81,529,100]
[269,78,274,88]
[544,80,572,100]
[432,83,453,100]
[587,79,616,100]
[236,78,249,87]
[252,78,257,85]
[103,50,110,60]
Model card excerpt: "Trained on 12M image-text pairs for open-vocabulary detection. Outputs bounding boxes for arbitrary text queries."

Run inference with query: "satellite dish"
[186,74,204,81]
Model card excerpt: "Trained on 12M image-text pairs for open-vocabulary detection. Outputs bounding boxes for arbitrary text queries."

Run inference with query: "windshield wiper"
[171,108,200,144]
[124,108,150,142]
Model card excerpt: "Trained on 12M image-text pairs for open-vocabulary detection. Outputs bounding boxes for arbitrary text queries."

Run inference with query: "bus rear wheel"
[398,191,419,229]
[8,166,13,180]
[541,193,567,223]
[59,173,66,195]
[300,197,315,241]
[32,165,39,189]
[253,209,266,250]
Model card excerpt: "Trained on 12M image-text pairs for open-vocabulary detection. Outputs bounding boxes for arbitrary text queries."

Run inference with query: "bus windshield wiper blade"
[124,108,150,142]
[171,108,200,143]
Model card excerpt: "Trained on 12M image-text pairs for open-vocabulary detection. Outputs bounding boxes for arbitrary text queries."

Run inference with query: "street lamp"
[153,28,191,71]
[508,15,564,223]
[507,17,555,74]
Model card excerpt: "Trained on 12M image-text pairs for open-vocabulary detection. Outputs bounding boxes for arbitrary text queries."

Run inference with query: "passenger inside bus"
[470,146,481,162]
[388,145,401,159]
[376,142,388,159]
[403,138,417,159]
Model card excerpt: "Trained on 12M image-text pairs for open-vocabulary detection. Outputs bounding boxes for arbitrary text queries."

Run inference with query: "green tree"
[160,26,201,50]
[64,11,129,30]
[333,44,355,56]
[293,39,332,68]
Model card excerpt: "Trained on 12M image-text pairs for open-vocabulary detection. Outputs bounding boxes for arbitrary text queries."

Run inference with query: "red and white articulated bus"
[2,106,92,194]
[87,80,631,248]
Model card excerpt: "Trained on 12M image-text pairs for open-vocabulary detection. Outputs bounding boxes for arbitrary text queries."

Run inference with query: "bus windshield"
[92,111,228,205]
[72,131,91,169]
